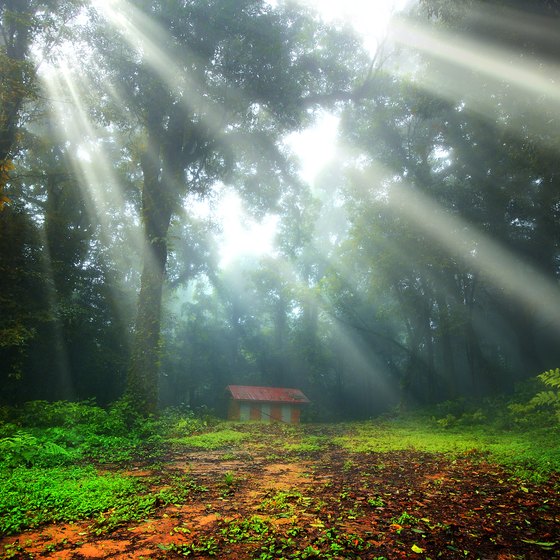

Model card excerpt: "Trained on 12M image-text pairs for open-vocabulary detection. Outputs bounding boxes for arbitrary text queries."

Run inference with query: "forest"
[2,0,558,420]
[1,1,560,558]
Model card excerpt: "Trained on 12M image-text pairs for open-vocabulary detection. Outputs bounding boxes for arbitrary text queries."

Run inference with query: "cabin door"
[261,404,271,422]
[239,403,250,421]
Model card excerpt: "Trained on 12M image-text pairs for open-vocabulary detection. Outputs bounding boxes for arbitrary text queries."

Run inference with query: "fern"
[527,368,560,423]
[531,391,559,407]
[0,432,71,468]
[538,368,560,389]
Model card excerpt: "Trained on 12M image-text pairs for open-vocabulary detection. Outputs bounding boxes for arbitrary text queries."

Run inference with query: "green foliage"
[509,368,560,425]
[257,490,305,517]
[333,415,560,481]
[0,400,165,468]
[0,431,72,468]
[529,368,560,421]
[17,399,107,428]
[367,496,385,508]
[0,461,207,536]
[538,368,560,389]
[220,516,271,543]
[0,466,140,535]
[162,406,217,437]
[162,537,220,557]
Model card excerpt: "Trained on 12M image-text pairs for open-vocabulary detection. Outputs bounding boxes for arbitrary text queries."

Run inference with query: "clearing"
[1,421,559,559]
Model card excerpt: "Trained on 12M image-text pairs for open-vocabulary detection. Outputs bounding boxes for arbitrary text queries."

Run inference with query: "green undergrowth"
[0,465,206,535]
[282,435,326,453]
[0,399,165,467]
[0,466,139,535]
[0,400,218,468]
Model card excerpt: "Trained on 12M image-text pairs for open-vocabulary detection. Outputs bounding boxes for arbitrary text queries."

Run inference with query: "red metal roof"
[226,385,310,404]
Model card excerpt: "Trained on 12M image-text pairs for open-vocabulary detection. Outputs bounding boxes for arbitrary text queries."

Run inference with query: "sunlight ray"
[44,65,138,242]
[389,14,560,139]
[39,61,146,317]
[281,251,399,404]
[325,311,401,406]
[36,224,75,400]
[470,0,560,49]
[353,167,560,335]
[391,17,560,105]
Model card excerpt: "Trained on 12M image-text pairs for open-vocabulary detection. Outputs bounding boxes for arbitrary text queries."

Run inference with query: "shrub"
[18,400,107,428]
[0,431,73,468]
[510,368,560,424]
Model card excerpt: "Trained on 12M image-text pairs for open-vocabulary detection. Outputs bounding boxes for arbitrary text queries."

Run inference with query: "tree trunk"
[436,292,456,399]
[0,1,33,202]
[126,138,173,415]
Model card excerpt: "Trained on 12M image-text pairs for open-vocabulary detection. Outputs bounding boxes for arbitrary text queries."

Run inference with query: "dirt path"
[1,442,559,559]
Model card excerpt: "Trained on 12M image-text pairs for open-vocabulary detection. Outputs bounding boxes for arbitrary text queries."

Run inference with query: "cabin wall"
[228,400,240,421]
[227,400,303,423]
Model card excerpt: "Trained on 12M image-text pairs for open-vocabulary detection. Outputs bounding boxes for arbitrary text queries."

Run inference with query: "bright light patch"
[285,112,340,185]
[215,191,279,267]
[303,0,411,53]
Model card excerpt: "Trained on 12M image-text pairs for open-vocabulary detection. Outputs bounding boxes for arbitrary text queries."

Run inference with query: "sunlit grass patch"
[332,418,560,480]
[170,428,249,450]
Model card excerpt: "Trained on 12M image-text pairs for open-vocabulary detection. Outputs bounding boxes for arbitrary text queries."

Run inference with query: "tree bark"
[126,133,173,414]
[0,1,34,199]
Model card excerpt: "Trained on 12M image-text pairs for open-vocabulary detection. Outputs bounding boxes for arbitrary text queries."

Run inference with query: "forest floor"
[1,422,559,560]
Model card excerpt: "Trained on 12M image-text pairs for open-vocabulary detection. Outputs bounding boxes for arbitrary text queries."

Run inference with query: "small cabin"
[226,385,310,424]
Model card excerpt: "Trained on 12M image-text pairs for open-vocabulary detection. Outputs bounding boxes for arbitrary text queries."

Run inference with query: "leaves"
[538,368,560,389]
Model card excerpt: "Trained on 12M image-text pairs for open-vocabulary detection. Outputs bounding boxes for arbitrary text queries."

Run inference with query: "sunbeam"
[392,17,560,102]
[390,10,560,135]
[36,223,75,400]
[352,166,560,336]
[39,58,146,323]
[94,0,234,136]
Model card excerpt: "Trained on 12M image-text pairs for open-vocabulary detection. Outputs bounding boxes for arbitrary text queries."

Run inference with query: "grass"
[333,416,560,481]
[0,465,207,535]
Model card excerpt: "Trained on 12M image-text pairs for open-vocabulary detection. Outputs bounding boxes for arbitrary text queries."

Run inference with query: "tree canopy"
[1,0,559,418]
